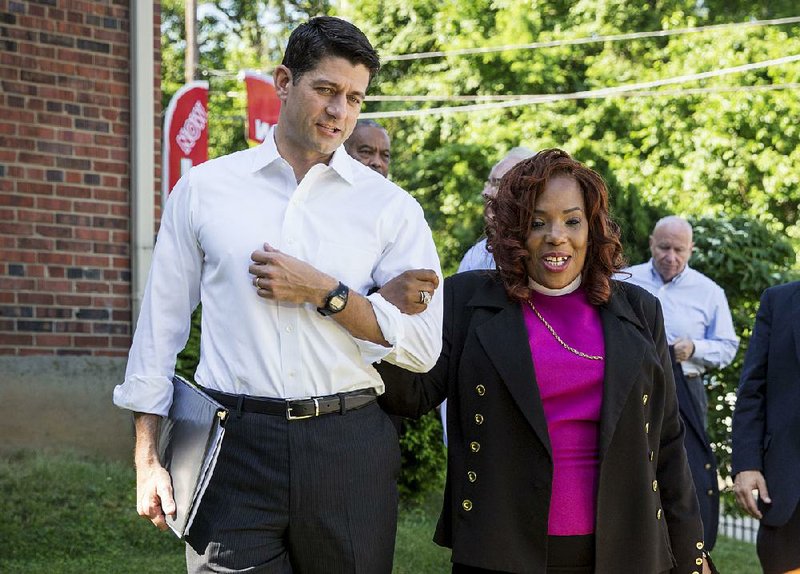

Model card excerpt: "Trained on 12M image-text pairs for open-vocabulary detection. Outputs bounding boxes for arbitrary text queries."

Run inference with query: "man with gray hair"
[457,146,535,272]
[622,215,739,551]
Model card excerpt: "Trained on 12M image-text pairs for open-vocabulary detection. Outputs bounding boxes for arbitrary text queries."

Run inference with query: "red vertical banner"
[162,81,209,202]
[243,70,281,145]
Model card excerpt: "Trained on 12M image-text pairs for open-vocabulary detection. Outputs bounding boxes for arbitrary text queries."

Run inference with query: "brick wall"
[0,0,161,357]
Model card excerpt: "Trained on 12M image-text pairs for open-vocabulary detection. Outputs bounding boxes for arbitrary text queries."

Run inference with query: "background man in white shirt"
[439,146,535,446]
[344,119,391,178]
[114,16,443,573]
[457,146,535,273]
[621,215,739,551]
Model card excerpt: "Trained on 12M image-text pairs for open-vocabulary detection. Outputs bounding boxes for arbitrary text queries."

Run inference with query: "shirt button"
[475,384,486,396]
[642,393,649,405]
[649,450,654,461]
[704,463,712,470]
[462,499,473,511]
[470,441,481,453]
[707,489,714,496]
[645,422,650,434]
[656,508,662,520]
[696,542,704,550]
[474,413,484,425]
[696,558,703,565]
[652,480,658,491]
[285,325,293,333]
[467,471,477,483]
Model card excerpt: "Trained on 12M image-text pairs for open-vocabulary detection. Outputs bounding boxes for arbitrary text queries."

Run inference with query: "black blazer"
[379,271,705,574]
[732,281,800,527]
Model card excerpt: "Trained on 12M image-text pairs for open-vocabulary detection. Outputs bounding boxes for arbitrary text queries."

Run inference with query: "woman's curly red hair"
[485,148,625,305]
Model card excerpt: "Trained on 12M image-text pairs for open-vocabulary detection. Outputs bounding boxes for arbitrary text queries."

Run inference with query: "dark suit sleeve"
[646,296,706,570]
[731,288,772,475]
[377,278,453,419]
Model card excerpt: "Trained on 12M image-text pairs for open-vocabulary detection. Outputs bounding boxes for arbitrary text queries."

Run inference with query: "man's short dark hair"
[282,16,381,85]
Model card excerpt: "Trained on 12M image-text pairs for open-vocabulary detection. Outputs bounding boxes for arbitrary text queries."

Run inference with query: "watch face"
[329,294,346,312]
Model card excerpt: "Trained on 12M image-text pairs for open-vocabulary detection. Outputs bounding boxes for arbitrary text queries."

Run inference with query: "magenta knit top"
[522,287,605,535]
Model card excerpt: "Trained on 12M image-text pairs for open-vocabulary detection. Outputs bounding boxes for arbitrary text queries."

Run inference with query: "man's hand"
[133,413,175,531]
[733,469,771,519]
[673,337,695,362]
[136,461,176,531]
[378,269,439,315]
[250,243,336,307]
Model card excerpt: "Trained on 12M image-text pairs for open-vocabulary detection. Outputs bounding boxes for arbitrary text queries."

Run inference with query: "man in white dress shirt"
[113,17,442,573]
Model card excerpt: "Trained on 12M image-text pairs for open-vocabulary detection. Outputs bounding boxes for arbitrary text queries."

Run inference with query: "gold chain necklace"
[526,300,604,361]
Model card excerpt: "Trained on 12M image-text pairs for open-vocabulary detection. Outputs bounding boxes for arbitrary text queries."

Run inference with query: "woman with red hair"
[379,149,711,573]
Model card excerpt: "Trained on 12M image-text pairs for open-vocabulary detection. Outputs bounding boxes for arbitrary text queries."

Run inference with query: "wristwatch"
[318,282,349,316]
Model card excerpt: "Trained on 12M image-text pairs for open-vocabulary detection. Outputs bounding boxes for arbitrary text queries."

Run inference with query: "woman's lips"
[541,255,571,272]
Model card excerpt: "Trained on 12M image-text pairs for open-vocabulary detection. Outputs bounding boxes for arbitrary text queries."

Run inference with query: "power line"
[216,82,800,107]
[381,15,800,62]
[196,15,800,78]
[365,83,800,102]
[359,53,800,119]
[207,82,800,124]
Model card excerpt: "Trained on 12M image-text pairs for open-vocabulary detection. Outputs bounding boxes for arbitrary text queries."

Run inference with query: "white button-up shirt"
[621,260,739,377]
[114,129,443,416]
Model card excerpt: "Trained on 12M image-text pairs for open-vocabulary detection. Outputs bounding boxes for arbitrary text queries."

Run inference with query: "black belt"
[204,387,378,420]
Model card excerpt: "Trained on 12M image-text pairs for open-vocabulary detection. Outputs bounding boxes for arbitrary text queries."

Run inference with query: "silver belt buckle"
[286,397,319,420]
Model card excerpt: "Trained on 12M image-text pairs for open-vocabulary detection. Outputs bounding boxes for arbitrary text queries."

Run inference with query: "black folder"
[157,375,229,538]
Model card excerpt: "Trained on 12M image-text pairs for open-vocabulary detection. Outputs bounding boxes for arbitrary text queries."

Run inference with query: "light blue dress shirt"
[457,238,496,273]
[621,260,739,378]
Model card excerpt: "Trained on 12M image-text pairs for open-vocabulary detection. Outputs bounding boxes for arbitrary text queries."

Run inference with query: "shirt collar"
[648,259,690,285]
[528,274,582,296]
[250,124,355,186]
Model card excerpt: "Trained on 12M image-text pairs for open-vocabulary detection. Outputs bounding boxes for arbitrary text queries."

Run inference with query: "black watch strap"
[317,282,349,316]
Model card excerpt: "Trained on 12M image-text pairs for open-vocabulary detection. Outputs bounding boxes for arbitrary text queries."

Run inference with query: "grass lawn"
[0,451,760,573]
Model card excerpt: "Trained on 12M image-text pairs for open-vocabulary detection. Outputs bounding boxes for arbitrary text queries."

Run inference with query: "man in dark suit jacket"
[732,281,800,574]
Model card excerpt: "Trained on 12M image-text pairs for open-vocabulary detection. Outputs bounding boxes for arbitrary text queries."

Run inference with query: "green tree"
[342,0,800,498]
[167,0,800,500]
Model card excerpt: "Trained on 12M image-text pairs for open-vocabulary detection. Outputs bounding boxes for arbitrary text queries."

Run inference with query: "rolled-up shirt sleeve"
[357,198,443,373]
[112,174,203,416]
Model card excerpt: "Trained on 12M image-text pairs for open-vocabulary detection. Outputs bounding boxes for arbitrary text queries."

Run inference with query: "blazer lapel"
[471,286,553,457]
[598,289,648,459]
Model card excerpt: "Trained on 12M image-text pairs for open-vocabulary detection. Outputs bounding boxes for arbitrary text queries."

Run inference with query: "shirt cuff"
[691,339,713,365]
[112,375,174,417]
[353,292,405,364]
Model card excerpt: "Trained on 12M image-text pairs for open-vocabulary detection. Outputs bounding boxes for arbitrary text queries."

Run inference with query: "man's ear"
[273,65,292,101]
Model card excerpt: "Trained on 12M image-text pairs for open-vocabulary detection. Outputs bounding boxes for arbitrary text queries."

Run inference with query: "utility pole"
[185,0,198,83]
